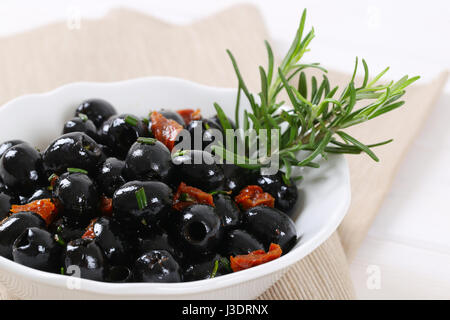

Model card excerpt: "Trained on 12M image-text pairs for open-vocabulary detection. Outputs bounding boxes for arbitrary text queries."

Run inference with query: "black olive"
[112,181,172,229]
[12,227,61,272]
[0,142,45,195]
[252,171,299,216]
[63,117,98,140]
[0,212,45,259]
[172,150,224,191]
[171,204,221,257]
[98,144,114,158]
[99,114,147,159]
[106,265,133,283]
[213,193,241,229]
[54,172,99,224]
[133,250,182,283]
[0,140,25,159]
[75,98,117,128]
[221,229,264,257]
[0,192,15,220]
[137,229,183,262]
[184,119,223,151]
[48,216,85,243]
[222,164,254,196]
[96,157,126,197]
[26,188,52,203]
[43,132,104,175]
[124,140,173,184]
[153,110,185,127]
[183,254,231,281]
[242,205,297,252]
[64,238,106,281]
[93,217,131,266]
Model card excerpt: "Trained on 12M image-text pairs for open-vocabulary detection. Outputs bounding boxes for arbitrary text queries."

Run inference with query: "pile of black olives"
[0,99,299,283]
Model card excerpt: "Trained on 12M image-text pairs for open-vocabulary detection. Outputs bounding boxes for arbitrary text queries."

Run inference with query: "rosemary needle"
[213,9,419,180]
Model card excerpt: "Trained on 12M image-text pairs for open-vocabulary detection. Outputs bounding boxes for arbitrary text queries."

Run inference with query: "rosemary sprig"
[213,9,419,179]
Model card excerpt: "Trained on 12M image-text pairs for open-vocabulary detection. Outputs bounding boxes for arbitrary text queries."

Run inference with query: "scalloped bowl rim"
[0,77,351,298]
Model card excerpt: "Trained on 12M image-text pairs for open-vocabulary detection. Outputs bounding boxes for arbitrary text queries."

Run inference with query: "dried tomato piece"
[234,185,275,211]
[150,111,183,151]
[176,109,201,125]
[11,199,58,225]
[100,196,113,217]
[81,218,98,240]
[173,182,214,211]
[230,243,282,272]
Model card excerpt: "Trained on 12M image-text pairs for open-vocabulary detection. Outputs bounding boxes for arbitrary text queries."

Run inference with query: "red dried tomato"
[230,243,282,272]
[234,185,275,211]
[173,182,214,211]
[176,109,201,125]
[11,199,58,225]
[81,218,98,240]
[100,196,113,217]
[150,111,183,151]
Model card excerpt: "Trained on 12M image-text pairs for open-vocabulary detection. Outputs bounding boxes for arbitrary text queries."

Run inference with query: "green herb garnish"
[210,260,219,279]
[212,9,419,179]
[125,115,138,126]
[209,190,232,196]
[54,234,66,246]
[48,173,58,182]
[135,187,148,210]
[137,137,157,145]
[67,168,88,175]
[179,192,195,202]
[78,113,88,122]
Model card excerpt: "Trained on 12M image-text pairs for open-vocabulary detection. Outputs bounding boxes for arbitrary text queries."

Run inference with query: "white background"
[0,0,449,299]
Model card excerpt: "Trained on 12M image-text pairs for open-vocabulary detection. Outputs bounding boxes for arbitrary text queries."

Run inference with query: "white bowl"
[0,77,350,300]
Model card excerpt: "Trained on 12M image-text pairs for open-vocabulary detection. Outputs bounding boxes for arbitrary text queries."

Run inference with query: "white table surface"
[0,0,449,299]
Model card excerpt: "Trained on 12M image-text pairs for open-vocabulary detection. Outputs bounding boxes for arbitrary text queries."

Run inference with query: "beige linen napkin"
[0,5,447,299]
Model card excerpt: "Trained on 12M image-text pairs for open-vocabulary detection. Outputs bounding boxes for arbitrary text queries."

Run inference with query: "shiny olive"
[64,238,106,281]
[26,188,52,203]
[252,171,299,216]
[221,229,264,257]
[0,140,25,159]
[183,254,231,282]
[137,230,182,262]
[185,119,222,150]
[63,117,98,140]
[133,250,182,283]
[12,227,61,272]
[171,204,221,257]
[0,212,45,259]
[112,181,172,229]
[0,142,45,195]
[222,164,254,196]
[172,150,224,191]
[99,114,147,159]
[54,172,99,224]
[242,205,297,252]
[0,192,15,220]
[93,217,131,266]
[96,157,126,197]
[48,216,85,243]
[43,132,104,175]
[213,193,241,229]
[124,140,173,184]
[106,265,133,283]
[75,98,117,128]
